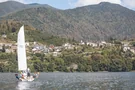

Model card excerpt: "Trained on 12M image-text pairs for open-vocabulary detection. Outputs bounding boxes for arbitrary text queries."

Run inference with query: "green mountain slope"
[0,20,74,45]
[1,2,135,41]
[0,1,55,17]
[0,1,28,17]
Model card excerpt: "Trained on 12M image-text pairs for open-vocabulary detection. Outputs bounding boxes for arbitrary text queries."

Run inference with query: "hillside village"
[0,40,135,57]
[1,33,135,72]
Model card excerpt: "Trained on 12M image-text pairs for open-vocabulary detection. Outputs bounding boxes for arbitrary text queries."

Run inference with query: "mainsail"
[17,26,27,71]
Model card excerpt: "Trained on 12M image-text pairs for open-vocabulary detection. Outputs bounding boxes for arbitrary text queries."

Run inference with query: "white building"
[86,42,98,47]
[79,40,85,45]
[63,43,74,49]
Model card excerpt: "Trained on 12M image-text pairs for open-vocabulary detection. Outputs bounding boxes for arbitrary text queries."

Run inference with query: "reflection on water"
[16,82,30,90]
[0,72,135,90]
[16,81,42,90]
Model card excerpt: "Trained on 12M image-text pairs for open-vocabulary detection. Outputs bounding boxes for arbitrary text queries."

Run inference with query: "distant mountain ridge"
[0,1,28,17]
[0,1,55,17]
[1,1,135,41]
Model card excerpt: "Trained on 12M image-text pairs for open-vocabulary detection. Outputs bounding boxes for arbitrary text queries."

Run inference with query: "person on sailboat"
[15,73,24,80]
[27,68,31,77]
[15,74,20,80]
[20,71,25,79]
[33,72,39,78]
[21,73,24,79]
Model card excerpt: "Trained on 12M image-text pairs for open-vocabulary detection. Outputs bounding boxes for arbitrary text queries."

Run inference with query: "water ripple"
[0,72,135,90]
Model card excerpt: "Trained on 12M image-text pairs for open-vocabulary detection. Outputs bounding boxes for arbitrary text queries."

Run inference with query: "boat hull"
[15,73,39,82]
[20,77,35,82]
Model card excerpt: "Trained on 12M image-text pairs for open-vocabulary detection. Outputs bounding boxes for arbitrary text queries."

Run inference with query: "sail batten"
[17,25,27,71]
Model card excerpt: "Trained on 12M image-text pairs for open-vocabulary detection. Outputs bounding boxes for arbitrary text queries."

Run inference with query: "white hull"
[15,72,39,82]
[20,77,35,82]
[17,74,39,82]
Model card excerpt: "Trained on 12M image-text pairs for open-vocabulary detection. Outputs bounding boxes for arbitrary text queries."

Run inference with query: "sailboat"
[15,25,39,81]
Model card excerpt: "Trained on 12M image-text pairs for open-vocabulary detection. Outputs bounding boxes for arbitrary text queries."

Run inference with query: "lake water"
[0,72,135,90]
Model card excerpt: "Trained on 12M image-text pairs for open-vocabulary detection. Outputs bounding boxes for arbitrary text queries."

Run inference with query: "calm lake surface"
[0,72,135,90]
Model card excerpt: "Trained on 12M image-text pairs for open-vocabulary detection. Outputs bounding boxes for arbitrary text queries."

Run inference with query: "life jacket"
[15,74,19,80]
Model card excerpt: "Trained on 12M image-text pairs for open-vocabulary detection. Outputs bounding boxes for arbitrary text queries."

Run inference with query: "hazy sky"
[0,0,135,10]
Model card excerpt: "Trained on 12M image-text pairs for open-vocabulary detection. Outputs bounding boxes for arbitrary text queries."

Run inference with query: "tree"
[2,44,6,52]
[109,59,125,72]
[0,63,5,72]
[47,63,56,72]
[33,60,44,72]
[124,59,132,71]
[132,59,135,70]
[11,27,16,33]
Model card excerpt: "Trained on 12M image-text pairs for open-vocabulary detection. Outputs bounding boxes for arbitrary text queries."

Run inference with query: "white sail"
[17,26,27,71]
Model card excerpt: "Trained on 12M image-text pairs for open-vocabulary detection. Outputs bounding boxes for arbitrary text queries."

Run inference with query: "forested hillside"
[0,20,74,45]
[1,2,135,41]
